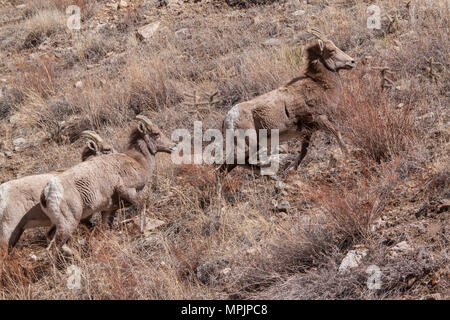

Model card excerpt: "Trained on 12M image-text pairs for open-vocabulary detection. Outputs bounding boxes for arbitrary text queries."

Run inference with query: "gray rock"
[275,181,287,192]
[389,241,412,258]
[13,137,26,147]
[276,199,290,212]
[292,10,306,16]
[338,248,368,273]
[175,28,190,40]
[263,38,281,47]
[136,21,160,40]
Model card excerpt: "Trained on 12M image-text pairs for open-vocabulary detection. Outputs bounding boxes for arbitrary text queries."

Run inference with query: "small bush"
[23,9,65,49]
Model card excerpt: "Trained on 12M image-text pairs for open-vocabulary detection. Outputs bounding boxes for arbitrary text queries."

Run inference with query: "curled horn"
[309,28,326,41]
[136,114,155,128]
[80,130,104,144]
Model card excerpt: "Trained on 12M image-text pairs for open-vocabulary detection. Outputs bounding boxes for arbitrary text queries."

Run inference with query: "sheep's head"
[80,130,115,161]
[136,115,176,154]
[308,29,356,71]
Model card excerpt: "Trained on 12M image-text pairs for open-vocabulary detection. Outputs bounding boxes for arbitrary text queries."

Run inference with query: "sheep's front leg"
[317,115,349,156]
[281,133,312,176]
[115,185,139,207]
[101,210,116,228]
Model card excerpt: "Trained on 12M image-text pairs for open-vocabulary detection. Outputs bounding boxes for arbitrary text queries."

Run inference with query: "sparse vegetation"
[0,0,448,300]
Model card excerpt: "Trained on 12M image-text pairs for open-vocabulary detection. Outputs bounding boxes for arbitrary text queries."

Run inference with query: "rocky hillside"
[0,0,448,299]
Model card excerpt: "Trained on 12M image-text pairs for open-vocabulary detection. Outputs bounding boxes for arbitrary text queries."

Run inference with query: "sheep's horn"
[136,115,155,128]
[309,28,326,41]
[80,130,104,143]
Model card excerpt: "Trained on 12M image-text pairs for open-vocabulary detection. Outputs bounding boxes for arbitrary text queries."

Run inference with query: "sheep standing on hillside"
[40,115,176,256]
[220,29,356,175]
[0,131,115,248]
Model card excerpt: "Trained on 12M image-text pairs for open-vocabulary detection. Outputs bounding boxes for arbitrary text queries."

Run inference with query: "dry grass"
[23,8,65,49]
[0,0,448,300]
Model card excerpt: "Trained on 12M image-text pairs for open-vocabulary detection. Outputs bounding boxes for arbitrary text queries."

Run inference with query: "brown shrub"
[333,70,418,163]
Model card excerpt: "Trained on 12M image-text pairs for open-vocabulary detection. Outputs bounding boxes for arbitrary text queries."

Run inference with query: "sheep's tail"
[40,178,64,221]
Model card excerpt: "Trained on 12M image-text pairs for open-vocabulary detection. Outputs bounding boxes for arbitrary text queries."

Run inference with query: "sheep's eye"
[329,49,336,54]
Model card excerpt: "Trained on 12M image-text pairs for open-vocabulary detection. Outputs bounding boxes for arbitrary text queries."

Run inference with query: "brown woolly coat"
[223,43,343,143]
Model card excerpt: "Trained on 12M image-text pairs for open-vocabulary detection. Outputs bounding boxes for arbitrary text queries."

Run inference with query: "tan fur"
[40,116,175,253]
[0,133,114,248]
[221,33,356,174]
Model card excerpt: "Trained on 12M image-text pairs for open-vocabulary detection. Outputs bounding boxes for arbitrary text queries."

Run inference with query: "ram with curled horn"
[40,115,176,255]
[219,28,356,175]
[0,131,116,249]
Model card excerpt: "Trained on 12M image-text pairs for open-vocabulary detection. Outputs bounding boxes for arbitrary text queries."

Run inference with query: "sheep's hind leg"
[47,218,79,257]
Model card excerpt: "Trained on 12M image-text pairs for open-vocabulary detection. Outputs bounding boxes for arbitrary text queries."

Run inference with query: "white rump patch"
[0,183,9,222]
[224,104,240,130]
[42,178,64,223]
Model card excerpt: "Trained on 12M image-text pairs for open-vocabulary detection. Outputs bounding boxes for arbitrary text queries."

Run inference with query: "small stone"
[13,137,26,147]
[220,267,231,276]
[292,10,306,16]
[175,28,190,40]
[118,0,128,8]
[391,241,411,253]
[75,80,83,88]
[275,181,286,192]
[276,199,290,212]
[136,21,160,40]
[263,38,281,47]
[4,151,13,158]
[133,217,165,234]
[108,3,119,10]
[338,248,368,273]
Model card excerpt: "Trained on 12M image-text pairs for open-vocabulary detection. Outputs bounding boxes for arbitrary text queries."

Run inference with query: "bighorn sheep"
[40,115,175,255]
[0,131,115,248]
[220,29,356,174]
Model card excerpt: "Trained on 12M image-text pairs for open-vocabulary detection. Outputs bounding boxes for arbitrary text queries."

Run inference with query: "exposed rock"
[292,10,306,16]
[389,241,412,258]
[274,199,290,212]
[275,181,286,192]
[13,137,27,151]
[175,28,191,40]
[136,22,160,41]
[338,248,368,273]
[118,0,128,9]
[4,150,13,158]
[220,267,231,276]
[263,38,281,47]
[168,0,183,7]
[132,216,165,235]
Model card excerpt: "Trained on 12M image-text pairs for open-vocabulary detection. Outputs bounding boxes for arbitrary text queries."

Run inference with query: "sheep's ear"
[138,122,147,134]
[318,39,324,53]
[86,140,98,152]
